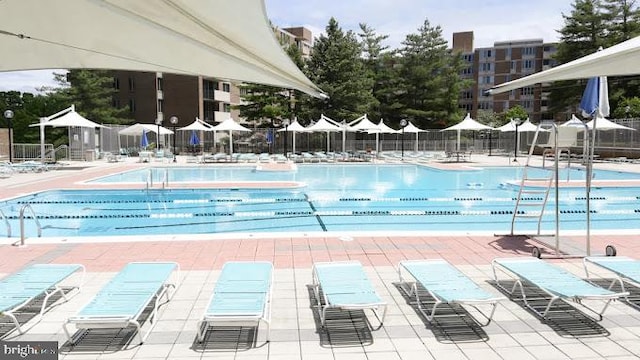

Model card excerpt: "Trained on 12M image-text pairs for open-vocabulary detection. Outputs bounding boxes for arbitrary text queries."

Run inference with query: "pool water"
[3,164,640,238]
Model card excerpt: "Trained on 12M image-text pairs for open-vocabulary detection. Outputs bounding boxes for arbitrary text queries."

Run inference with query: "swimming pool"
[2,164,640,238]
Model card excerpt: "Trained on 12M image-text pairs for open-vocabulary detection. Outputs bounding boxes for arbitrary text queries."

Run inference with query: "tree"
[47,70,130,124]
[235,84,289,127]
[396,19,466,128]
[1,91,68,146]
[358,23,389,120]
[550,0,608,116]
[611,96,640,117]
[600,0,640,45]
[304,17,376,122]
[504,105,530,122]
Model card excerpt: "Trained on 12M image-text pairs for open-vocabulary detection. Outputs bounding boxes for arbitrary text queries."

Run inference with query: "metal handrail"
[162,167,169,189]
[17,204,42,246]
[0,209,11,238]
[145,168,153,192]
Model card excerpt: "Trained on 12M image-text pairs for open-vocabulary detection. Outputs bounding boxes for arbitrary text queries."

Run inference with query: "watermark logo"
[0,342,57,360]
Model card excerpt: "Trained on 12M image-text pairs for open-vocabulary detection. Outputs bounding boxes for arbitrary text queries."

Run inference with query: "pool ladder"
[145,168,169,192]
[15,204,42,246]
[0,208,11,238]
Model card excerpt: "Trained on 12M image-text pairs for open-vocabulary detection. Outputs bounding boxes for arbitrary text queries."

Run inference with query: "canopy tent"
[348,115,380,153]
[28,105,105,162]
[487,35,640,94]
[442,113,493,151]
[277,118,308,154]
[0,1,324,98]
[561,114,585,127]
[585,117,635,131]
[402,121,426,152]
[306,115,342,152]
[211,118,251,155]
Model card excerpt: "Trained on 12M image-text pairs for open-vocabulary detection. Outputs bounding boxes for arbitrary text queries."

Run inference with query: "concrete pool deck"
[1,154,640,359]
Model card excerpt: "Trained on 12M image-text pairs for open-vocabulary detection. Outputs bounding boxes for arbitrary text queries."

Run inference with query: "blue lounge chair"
[1,264,84,337]
[197,261,273,343]
[63,262,179,346]
[492,257,628,320]
[312,261,387,328]
[398,259,505,325]
[584,256,640,309]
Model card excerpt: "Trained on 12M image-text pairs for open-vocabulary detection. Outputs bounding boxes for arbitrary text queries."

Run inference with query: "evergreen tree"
[600,0,640,45]
[48,70,130,124]
[396,19,465,128]
[358,23,389,120]
[304,17,376,122]
[234,83,288,127]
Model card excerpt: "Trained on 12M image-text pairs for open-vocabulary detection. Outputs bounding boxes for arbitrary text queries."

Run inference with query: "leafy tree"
[611,96,640,117]
[1,91,68,146]
[235,84,288,127]
[550,0,608,116]
[504,105,530,122]
[304,17,376,122]
[476,109,500,127]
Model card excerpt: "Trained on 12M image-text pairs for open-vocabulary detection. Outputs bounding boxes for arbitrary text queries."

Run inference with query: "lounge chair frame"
[1,264,85,337]
[492,257,628,321]
[584,256,640,310]
[311,261,387,328]
[63,262,179,346]
[398,260,504,326]
[196,261,273,343]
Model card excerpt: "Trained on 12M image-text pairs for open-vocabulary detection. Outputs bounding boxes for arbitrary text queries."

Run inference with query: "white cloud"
[0,70,61,94]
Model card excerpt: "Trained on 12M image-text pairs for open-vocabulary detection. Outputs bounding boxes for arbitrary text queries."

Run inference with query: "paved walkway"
[1,155,640,359]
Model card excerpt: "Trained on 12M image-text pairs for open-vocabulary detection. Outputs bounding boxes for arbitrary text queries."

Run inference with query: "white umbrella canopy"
[442,113,494,151]
[277,119,308,154]
[519,119,542,132]
[211,119,251,155]
[306,115,342,152]
[0,0,325,98]
[497,120,517,132]
[348,115,379,131]
[400,121,426,152]
[372,120,399,134]
[177,118,215,131]
[118,123,174,136]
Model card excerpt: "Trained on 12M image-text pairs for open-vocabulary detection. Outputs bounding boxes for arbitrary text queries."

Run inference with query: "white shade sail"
[561,114,585,127]
[373,120,399,134]
[0,0,325,98]
[119,123,174,136]
[442,113,493,152]
[402,121,426,133]
[306,116,342,132]
[276,119,308,132]
[348,115,379,132]
[488,36,640,94]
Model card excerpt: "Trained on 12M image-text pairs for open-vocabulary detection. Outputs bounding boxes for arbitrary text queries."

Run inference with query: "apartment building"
[453,31,563,121]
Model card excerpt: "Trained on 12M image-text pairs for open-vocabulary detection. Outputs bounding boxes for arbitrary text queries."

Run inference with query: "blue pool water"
[2,164,640,238]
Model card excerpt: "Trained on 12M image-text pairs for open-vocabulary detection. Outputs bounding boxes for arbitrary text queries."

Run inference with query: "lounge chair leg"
[3,312,23,335]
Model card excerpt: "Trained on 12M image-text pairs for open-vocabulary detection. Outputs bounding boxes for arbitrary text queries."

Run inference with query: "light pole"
[513,118,521,160]
[155,118,163,150]
[283,119,290,158]
[4,110,14,163]
[400,119,408,161]
[169,116,178,162]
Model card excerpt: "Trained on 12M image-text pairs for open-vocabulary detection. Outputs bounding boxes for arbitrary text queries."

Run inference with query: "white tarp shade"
[306,115,342,152]
[561,114,585,127]
[348,115,379,132]
[31,110,105,128]
[0,0,325,98]
[211,119,251,155]
[119,123,174,136]
[487,36,640,94]
[373,120,399,134]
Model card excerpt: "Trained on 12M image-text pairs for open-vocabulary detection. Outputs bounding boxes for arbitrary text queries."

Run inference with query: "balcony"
[214,111,231,122]
[214,90,230,102]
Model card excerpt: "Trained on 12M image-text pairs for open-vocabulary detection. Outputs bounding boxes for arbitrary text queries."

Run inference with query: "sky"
[0,0,574,94]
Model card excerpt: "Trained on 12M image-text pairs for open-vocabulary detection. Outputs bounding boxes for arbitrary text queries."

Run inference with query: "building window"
[505,48,511,58]
[222,83,230,92]
[113,77,120,90]
[521,87,534,96]
[129,98,136,112]
[511,60,517,70]
[240,88,248,96]
[157,77,163,91]
[481,62,492,72]
[521,100,533,109]
[112,98,120,108]
[481,49,492,58]
[523,59,534,69]
[223,103,231,112]
[203,80,216,100]
[128,77,135,91]
[157,99,164,113]
[204,101,216,121]
[523,47,535,56]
